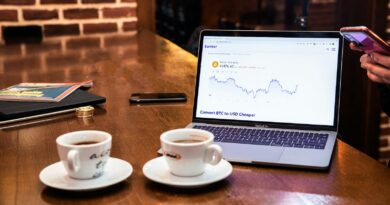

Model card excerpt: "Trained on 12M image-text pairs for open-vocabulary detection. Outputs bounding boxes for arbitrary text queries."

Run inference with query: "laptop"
[187,30,343,169]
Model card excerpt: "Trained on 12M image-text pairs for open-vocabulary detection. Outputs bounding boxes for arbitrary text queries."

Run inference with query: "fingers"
[357,51,390,84]
[361,62,390,83]
[366,71,387,84]
[360,53,374,64]
[370,52,390,68]
[350,43,390,84]
[349,42,364,52]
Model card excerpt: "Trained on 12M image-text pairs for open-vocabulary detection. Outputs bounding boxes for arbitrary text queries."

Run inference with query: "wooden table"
[1,30,389,205]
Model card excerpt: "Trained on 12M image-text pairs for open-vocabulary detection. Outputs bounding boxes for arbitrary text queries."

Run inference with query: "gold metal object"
[75,106,95,118]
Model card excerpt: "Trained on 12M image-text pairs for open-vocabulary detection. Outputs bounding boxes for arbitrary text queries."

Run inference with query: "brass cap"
[75,106,95,118]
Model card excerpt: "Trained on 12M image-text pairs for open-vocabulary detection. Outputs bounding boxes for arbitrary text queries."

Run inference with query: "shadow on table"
[40,180,131,203]
[144,179,231,195]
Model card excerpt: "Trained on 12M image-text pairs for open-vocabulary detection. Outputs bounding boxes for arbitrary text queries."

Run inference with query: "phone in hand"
[129,92,187,103]
[340,26,390,54]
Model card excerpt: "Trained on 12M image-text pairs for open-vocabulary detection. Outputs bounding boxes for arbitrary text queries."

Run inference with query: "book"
[0,80,93,102]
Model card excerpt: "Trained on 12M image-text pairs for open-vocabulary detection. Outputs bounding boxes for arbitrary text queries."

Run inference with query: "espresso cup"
[160,128,223,177]
[56,130,112,179]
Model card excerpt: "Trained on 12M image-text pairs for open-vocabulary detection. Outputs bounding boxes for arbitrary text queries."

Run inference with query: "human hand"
[360,51,390,84]
[349,42,364,52]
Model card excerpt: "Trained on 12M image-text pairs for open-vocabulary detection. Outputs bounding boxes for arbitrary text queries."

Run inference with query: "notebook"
[0,89,106,125]
[187,30,343,169]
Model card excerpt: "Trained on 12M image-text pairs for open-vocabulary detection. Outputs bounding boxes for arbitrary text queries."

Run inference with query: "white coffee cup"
[160,128,223,177]
[56,130,112,179]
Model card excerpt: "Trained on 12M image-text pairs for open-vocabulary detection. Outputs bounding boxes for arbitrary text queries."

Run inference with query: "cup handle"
[204,144,223,165]
[67,149,80,173]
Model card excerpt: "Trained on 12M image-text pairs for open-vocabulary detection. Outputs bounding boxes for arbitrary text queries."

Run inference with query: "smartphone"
[129,92,187,103]
[340,26,390,54]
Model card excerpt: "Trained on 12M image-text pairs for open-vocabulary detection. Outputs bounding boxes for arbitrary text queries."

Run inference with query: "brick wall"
[378,2,390,165]
[380,113,390,164]
[380,0,390,162]
[0,0,137,43]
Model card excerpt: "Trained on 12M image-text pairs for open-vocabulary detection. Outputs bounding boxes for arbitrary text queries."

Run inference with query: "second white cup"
[160,128,223,177]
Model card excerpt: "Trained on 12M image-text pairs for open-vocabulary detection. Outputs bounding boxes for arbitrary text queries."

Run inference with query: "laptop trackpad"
[218,143,283,163]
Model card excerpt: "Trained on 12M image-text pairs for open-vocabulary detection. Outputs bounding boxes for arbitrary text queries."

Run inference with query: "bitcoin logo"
[212,61,219,68]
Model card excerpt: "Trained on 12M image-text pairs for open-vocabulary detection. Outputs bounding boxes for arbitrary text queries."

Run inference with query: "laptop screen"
[193,30,342,128]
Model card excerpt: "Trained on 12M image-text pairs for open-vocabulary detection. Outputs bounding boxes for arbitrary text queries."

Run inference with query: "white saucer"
[143,157,232,188]
[39,157,133,191]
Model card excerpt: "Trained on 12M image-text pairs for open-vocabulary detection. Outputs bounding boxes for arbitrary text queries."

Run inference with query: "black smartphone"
[129,92,187,103]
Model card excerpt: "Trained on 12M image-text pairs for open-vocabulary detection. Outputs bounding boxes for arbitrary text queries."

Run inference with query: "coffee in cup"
[72,141,101,145]
[56,130,112,179]
[172,139,205,143]
[160,128,223,177]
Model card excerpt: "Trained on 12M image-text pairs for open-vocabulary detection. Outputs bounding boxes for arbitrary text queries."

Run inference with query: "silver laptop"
[187,30,343,169]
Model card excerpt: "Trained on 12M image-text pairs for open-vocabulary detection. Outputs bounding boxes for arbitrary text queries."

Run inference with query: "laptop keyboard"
[193,125,328,150]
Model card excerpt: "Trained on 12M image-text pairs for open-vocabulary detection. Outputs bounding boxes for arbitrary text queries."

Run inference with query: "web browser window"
[195,36,340,126]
